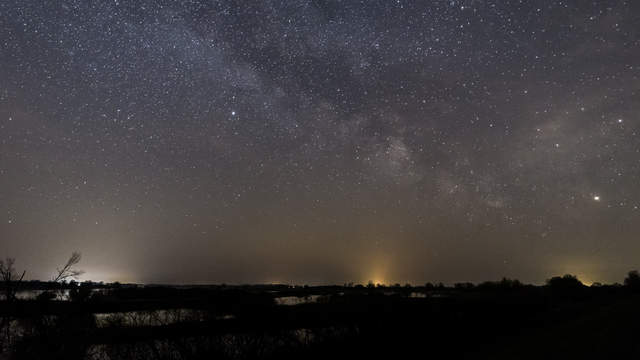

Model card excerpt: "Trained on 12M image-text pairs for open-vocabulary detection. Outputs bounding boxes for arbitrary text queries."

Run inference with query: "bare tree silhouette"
[0,258,25,354]
[52,252,84,283]
[0,258,25,302]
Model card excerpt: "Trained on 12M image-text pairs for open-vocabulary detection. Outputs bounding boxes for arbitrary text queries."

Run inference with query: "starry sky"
[1,0,640,285]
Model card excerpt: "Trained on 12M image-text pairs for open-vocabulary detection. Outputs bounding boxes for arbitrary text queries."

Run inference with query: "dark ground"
[2,281,640,359]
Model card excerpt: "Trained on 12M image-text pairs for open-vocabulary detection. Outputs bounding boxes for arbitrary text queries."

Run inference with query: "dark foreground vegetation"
[3,258,640,359]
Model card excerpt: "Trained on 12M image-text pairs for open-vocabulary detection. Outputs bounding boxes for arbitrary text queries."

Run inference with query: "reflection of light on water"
[0,289,104,301]
[94,309,234,328]
[0,290,53,300]
[275,295,321,306]
[409,292,427,298]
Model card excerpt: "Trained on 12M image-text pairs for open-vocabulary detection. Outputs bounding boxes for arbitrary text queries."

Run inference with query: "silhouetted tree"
[477,278,523,291]
[399,283,413,297]
[13,252,93,360]
[546,274,584,291]
[0,258,25,354]
[33,252,84,301]
[52,252,84,283]
[424,282,435,291]
[499,277,522,288]
[0,258,25,302]
[624,270,640,291]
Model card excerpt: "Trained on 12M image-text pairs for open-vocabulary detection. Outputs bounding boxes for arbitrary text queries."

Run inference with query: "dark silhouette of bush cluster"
[624,270,640,291]
[477,277,523,291]
[546,274,585,291]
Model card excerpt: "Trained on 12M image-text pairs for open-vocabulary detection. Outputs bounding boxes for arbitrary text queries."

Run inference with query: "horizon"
[11,268,636,288]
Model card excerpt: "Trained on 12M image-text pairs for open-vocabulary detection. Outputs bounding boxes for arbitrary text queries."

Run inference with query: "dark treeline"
[3,255,640,359]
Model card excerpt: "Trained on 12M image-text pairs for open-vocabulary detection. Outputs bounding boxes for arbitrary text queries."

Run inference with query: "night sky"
[2,1,640,285]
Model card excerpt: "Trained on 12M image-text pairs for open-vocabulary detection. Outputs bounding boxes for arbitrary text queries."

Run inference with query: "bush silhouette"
[477,278,523,291]
[624,270,640,291]
[546,274,584,291]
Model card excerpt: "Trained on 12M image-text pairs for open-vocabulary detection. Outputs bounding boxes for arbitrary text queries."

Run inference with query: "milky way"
[1,1,640,285]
